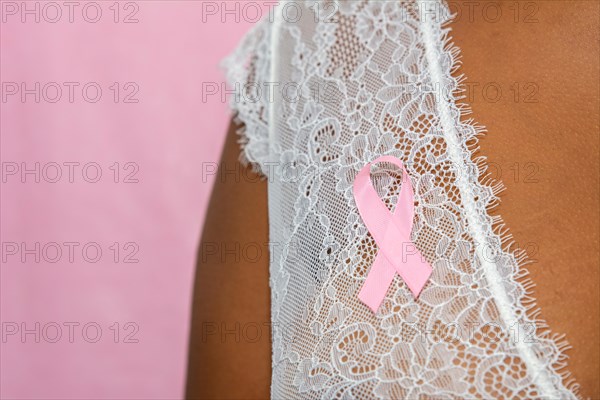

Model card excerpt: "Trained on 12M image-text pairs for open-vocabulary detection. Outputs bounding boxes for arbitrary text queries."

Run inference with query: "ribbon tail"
[358,254,396,313]
[394,247,433,298]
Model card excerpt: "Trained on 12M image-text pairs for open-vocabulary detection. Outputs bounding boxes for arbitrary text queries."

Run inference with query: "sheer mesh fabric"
[221,1,580,398]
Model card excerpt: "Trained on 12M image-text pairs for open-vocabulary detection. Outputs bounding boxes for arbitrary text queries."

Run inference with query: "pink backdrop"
[1,2,256,398]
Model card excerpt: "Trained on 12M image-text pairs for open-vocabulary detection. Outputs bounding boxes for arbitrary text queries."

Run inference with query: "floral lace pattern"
[221,1,579,398]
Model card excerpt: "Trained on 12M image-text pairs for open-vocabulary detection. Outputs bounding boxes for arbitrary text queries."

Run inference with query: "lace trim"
[220,19,272,177]
[418,0,580,397]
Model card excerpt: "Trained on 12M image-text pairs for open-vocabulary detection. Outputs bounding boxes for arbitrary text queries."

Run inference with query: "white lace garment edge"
[417,1,579,398]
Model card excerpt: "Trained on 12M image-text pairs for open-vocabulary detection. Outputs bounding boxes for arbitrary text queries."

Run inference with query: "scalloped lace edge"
[418,1,581,398]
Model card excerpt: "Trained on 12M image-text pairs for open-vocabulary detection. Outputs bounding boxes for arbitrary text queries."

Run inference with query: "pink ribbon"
[353,155,432,313]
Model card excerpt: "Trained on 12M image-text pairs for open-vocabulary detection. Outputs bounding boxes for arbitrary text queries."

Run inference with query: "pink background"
[1,2,257,399]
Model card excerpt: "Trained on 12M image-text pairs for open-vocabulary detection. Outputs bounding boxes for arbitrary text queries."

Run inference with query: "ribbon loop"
[352,156,432,313]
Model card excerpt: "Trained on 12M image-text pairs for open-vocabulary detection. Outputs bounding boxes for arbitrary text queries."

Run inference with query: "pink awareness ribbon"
[353,155,432,313]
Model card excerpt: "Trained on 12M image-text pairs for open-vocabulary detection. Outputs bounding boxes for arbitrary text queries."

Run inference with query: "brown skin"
[186,121,271,400]
[451,1,599,398]
[186,2,599,398]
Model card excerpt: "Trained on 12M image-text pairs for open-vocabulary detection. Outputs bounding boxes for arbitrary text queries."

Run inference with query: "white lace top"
[222,1,580,398]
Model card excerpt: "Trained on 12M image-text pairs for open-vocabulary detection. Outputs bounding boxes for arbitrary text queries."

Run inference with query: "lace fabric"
[221,1,580,398]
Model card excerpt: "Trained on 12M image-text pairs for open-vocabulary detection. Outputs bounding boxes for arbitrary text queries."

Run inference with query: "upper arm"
[186,120,271,400]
